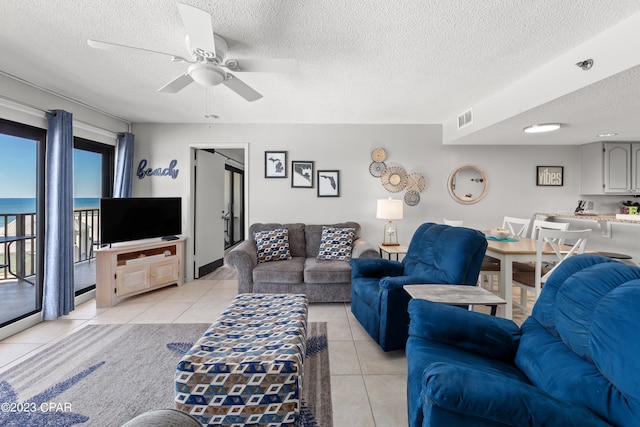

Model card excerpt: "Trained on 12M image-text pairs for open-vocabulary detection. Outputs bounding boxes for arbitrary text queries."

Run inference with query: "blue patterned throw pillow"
[317,226,355,261]
[255,228,292,263]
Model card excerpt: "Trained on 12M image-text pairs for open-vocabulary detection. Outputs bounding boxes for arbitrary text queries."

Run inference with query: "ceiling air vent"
[457,108,473,129]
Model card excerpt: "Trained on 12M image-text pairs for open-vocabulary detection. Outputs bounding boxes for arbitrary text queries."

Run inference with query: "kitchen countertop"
[537,212,640,223]
[536,213,640,237]
[535,212,640,256]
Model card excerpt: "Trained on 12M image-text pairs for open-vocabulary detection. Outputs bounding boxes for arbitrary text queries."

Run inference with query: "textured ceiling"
[1,0,640,145]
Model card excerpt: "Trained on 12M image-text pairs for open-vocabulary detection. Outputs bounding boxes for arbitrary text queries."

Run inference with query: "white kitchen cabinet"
[580,142,640,195]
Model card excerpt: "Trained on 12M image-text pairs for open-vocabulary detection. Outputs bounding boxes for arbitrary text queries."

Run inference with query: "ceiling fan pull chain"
[204,85,218,119]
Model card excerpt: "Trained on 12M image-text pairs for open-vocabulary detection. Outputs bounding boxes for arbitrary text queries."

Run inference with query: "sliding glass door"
[0,119,114,328]
[73,138,113,295]
[0,119,45,327]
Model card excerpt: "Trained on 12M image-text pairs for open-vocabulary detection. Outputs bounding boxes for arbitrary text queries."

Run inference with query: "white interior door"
[194,149,225,278]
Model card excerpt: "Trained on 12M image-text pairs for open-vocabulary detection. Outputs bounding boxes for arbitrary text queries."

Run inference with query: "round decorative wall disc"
[404,192,420,206]
[369,161,387,177]
[406,173,427,193]
[371,148,387,162]
[381,166,408,193]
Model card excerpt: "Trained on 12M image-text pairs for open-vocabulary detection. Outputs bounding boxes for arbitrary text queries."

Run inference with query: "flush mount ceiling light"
[523,123,562,134]
[597,132,617,138]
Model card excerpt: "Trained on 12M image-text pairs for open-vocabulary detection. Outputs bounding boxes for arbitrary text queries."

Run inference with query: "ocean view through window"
[0,120,45,328]
[0,197,100,214]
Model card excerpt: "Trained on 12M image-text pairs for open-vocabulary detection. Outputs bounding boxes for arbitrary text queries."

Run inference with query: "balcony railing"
[0,208,100,281]
[74,208,101,263]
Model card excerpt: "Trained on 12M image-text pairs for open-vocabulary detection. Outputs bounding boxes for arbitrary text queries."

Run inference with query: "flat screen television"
[100,197,182,244]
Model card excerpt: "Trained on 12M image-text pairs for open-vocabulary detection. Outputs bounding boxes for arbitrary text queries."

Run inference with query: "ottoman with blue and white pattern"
[175,293,308,426]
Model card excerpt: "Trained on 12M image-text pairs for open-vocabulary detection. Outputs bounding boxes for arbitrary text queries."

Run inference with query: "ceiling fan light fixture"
[89,3,294,102]
[523,123,562,134]
[188,63,226,87]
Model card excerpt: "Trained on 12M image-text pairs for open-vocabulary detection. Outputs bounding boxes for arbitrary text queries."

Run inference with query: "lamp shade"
[376,198,403,220]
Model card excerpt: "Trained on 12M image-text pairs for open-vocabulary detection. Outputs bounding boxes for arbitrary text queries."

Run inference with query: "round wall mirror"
[448,165,487,204]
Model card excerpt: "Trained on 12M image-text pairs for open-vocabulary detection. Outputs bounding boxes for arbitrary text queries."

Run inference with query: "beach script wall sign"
[137,159,179,179]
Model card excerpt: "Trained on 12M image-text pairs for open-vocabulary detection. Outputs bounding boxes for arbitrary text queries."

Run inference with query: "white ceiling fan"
[87,2,297,102]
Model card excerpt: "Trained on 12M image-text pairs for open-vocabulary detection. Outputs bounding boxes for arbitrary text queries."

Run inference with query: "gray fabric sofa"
[226,221,379,302]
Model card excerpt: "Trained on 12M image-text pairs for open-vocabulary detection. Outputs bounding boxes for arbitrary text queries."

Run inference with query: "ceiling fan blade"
[87,39,188,62]
[226,58,298,73]
[176,3,216,57]
[222,74,263,102]
[158,72,194,93]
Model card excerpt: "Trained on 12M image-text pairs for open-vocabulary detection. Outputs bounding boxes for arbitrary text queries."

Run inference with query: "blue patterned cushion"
[255,228,292,263]
[317,226,355,261]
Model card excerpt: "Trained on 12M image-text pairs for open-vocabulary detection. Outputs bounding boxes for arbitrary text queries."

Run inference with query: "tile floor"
[0,273,529,427]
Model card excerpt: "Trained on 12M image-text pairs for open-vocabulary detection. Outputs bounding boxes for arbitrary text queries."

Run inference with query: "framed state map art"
[265,151,287,178]
[317,170,340,197]
[292,161,314,188]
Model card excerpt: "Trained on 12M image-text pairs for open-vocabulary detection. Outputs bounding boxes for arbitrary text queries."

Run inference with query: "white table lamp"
[377,198,403,246]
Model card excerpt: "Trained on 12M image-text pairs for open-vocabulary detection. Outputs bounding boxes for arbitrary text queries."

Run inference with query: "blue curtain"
[113,132,134,198]
[43,110,75,320]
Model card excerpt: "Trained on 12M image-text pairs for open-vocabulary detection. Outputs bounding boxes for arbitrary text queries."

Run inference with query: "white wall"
[0,74,129,143]
[132,123,623,279]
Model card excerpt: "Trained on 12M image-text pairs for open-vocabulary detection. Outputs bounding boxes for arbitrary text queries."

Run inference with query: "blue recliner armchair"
[407,254,640,427]
[350,222,488,351]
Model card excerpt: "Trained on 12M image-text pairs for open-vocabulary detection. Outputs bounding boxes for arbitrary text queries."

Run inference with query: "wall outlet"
[586,201,594,211]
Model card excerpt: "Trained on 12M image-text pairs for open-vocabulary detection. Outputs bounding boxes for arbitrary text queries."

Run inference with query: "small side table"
[403,284,507,316]
[378,244,408,260]
[597,251,632,260]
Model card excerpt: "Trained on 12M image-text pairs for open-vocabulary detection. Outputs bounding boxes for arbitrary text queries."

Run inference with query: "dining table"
[484,235,578,319]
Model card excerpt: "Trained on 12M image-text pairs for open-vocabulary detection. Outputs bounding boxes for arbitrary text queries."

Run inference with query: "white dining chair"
[511,220,570,273]
[443,218,464,226]
[503,216,532,237]
[530,219,569,238]
[479,216,531,291]
[512,228,592,314]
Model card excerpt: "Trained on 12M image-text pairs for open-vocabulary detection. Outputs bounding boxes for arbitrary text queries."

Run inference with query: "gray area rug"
[0,322,331,427]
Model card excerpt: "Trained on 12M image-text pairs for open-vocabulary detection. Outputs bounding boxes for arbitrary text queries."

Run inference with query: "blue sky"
[0,133,102,198]
[74,149,102,197]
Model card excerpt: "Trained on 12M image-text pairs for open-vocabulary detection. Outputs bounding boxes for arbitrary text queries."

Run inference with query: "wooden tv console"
[95,238,185,308]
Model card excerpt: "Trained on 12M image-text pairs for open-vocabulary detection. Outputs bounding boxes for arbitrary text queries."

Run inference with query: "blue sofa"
[350,222,487,351]
[406,254,640,426]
